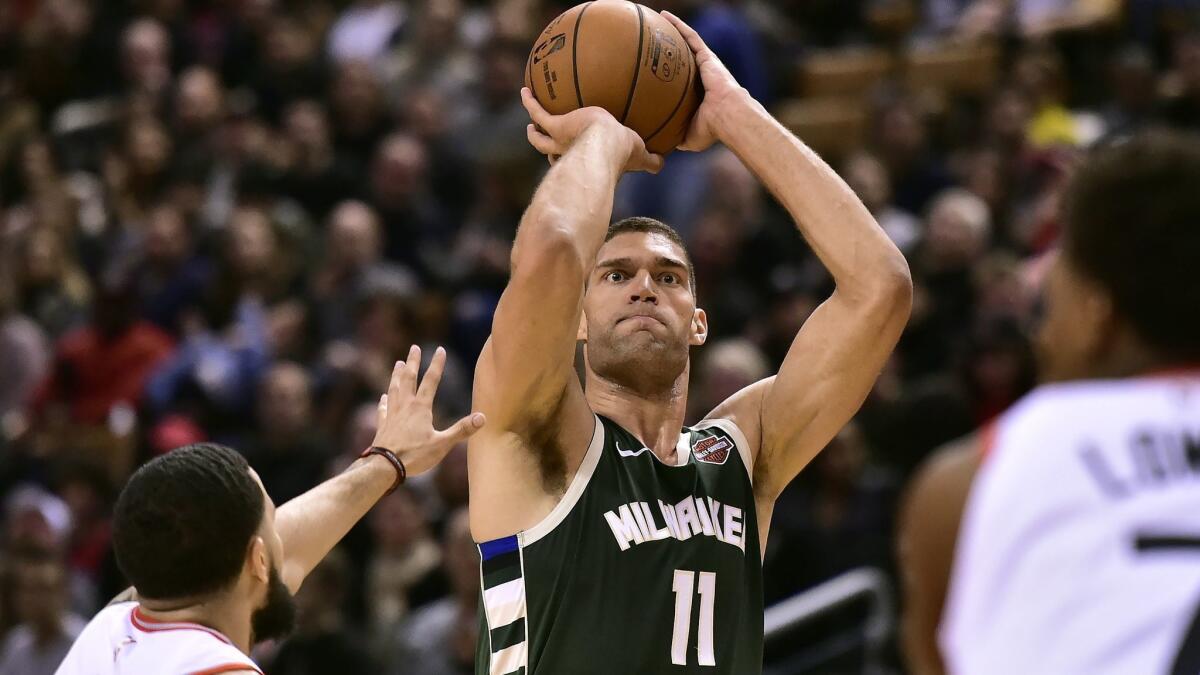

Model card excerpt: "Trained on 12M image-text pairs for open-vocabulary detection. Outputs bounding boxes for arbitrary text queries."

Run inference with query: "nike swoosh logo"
[616,443,651,458]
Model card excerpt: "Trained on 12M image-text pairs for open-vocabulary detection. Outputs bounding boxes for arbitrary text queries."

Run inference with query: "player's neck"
[586,369,689,461]
[138,591,254,654]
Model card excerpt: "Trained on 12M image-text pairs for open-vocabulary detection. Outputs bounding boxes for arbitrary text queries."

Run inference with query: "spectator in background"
[171,66,225,165]
[688,338,770,423]
[119,18,174,112]
[250,13,327,123]
[35,272,173,427]
[267,549,378,675]
[1163,30,1200,130]
[241,362,329,504]
[311,200,390,343]
[330,61,391,168]
[763,423,899,603]
[0,551,85,675]
[366,486,446,640]
[11,227,90,340]
[368,132,451,276]
[387,508,476,675]
[131,202,211,336]
[844,151,922,254]
[1101,44,1158,138]
[278,100,360,222]
[872,93,955,215]
[381,0,479,106]
[0,274,50,421]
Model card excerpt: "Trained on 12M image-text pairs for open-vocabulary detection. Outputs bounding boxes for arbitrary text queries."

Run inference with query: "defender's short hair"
[1062,130,1200,362]
[605,217,696,295]
[113,443,265,600]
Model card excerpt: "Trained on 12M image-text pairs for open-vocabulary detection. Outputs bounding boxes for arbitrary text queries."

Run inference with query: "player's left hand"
[661,11,749,152]
[372,345,486,476]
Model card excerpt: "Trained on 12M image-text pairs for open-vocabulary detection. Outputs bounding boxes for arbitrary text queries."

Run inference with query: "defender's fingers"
[401,344,421,393]
[439,412,487,445]
[417,346,447,402]
[387,360,406,401]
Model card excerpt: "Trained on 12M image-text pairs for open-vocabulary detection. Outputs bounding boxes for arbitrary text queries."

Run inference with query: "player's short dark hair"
[1062,130,1200,362]
[606,217,696,295]
[113,443,265,600]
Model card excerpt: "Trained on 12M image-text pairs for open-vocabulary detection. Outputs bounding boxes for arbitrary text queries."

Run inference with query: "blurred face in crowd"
[227,208,276,277]
[12,558,67,632]
[925,190,990,269]
[258,363,312,438]
[844,153,890,213]
[21,229,67,287]
[145,204,190,265]
[121,19,171,92]
[265,17,315,70]
[331,62,384,132]
[327,201,382,269]
[283,100,332,156]
[126,118,172,179]
[370,487,426,551]
[582,232,707,397]
[175,67,224,133]
[371,135,427,206]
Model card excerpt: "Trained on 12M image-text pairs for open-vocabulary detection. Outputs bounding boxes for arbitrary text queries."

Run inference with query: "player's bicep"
[757,290,906,496]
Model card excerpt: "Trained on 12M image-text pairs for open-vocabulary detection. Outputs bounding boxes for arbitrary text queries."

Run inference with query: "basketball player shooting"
[57,346,484,674]
[468,12,911,675]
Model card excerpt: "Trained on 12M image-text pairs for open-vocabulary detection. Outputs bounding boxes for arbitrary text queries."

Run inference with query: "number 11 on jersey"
[671,569,717,666]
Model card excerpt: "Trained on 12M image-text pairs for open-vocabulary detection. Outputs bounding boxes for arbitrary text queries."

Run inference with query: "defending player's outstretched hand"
[660,11,748,153]
[372,344,485,476]
[521,87,664,174]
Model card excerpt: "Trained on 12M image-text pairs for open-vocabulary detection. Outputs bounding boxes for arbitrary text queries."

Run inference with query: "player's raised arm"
[277,346,483,592]
[469,92,660,538]
[665,13,912,500]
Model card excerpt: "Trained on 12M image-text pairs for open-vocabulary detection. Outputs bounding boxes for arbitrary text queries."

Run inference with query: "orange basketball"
[525,0,702,155]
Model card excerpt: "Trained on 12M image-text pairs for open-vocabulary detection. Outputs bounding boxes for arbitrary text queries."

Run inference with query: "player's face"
[1034,251,1112,383]
[248,470,297,643]
[582,232,707,396]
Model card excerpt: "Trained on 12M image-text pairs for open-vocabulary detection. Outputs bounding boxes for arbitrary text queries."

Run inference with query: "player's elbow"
[866,255,913,323]
[511,217,586,279]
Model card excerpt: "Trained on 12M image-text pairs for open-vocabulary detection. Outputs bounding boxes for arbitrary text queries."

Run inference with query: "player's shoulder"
[996,378,1183,444]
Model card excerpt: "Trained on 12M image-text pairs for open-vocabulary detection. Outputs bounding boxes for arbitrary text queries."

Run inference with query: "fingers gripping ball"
[525,0,702,155]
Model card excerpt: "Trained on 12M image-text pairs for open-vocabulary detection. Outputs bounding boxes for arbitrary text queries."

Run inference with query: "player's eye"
[606,271,626,283]
[660,273,678,285]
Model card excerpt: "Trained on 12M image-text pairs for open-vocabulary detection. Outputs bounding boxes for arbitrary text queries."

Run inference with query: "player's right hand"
[372,344,486,477]
[521,88,663,174]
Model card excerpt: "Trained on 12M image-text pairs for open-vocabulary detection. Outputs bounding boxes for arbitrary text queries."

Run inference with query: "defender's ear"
[690,308,708,346]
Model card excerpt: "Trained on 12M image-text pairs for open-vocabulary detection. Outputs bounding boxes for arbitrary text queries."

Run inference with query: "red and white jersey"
[941,377,1200,674]
[56,602,261,675]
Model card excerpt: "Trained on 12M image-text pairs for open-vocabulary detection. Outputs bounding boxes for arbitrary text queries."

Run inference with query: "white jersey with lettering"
[55,602,261,675]
[941,377,1200,675]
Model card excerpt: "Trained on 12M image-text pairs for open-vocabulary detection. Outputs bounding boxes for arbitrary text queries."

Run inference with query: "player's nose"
[629,270,658,303]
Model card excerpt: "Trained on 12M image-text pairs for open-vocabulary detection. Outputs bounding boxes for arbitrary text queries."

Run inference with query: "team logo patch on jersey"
[692,435,732,465]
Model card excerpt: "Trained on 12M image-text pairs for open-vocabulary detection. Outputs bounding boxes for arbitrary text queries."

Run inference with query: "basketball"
[525,0,702,155]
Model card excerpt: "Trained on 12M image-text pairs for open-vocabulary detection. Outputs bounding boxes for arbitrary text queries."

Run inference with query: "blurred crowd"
[1,0,1199,672]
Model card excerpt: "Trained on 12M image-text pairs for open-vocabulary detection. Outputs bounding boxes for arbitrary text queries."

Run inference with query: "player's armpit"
[897,433,982,675]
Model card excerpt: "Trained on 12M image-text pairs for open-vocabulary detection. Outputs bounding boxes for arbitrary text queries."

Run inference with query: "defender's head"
[580,217,708,396]
[1036,131,1200,382]
[113,443,296,642]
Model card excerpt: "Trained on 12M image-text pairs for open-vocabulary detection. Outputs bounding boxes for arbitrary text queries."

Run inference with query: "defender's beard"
[251,567,297,644]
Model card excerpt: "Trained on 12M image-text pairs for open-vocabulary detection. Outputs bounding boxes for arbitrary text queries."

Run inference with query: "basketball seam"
[644,50,695,146]
[572,2,594,109]
[619,2,645,124]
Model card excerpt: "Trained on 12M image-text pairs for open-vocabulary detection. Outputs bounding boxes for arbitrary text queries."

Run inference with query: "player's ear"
[1079,284,1117,361]
[246,536,270,584]
[689,307,708,346]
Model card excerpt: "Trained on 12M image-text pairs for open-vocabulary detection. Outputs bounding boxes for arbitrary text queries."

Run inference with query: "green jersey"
[476,414,763,675]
